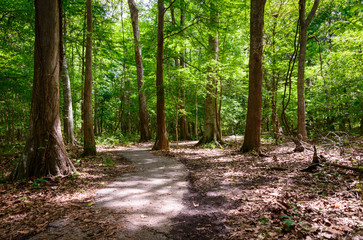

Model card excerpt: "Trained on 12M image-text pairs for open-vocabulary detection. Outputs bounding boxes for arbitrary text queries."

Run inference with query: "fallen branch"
[327,162,363,173]
[301,146,363,173]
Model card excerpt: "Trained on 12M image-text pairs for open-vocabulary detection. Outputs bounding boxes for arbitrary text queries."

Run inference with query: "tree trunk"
[197,3,221,145]
[271,18,280,142]
[297,0,319,141]
[12,0,75,180]
[152,0,169,150]
[61,44,76,145]
[61,10,76,145]
[217,80,222,138]
[83,0,96,156]
[241,0,266,153]
[80,11,86,136]
[94,87,98,136]
[179,3,190,140]
[128,0,151,142]
[194,90,198,139]
[179,51,190,140]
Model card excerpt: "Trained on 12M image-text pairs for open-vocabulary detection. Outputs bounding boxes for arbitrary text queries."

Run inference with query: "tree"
[241,0,266,153]
[83,0,96,155]
[12,0,75,180]
[297,0,319,141]
[197,2,222,145]
[178,1,190,140]
[61,44,76,145]
[128,0,151,142]
[61,10,76,145]
[152,0,169,150]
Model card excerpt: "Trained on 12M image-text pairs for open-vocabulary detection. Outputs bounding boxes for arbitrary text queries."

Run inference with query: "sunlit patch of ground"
[0,145,135,239]
[161,137,363,240]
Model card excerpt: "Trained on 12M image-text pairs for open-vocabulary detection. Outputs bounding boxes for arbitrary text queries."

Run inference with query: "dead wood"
[327,162,363,173]
[269,166,288,171]
[301,145,363,173]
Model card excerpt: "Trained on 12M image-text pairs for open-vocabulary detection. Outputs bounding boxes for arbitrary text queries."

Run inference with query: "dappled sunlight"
[95,146,188,235]
[163,140,363,239]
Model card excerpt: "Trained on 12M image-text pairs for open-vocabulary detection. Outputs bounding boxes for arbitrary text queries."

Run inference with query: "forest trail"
[95,145,188,239]
[27,145,189,240]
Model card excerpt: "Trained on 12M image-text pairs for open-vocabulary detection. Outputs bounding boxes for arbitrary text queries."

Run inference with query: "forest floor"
[0,145,136,240]
[0,135,362,239]
[161,136,363,240]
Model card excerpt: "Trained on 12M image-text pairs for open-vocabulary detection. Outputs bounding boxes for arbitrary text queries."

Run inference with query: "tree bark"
[197,3,221,145]
[194,90,198,139]
[80,11,86,136]
[179,3,190,140]
[61,44,76,145]
[271,17,280,142]
[297,0,319,141]
[83,0,96,155]
[61,10,76,145]
[128,0,151,142]
[12,0,75,180]
[241,0,266,153]
[152,0,169,150]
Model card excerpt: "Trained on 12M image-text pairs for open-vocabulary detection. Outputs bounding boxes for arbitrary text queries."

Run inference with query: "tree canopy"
[0,0,361,151]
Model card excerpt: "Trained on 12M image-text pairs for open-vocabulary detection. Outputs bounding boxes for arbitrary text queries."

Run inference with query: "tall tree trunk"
[194,90,198,139]
[12,0,75,180]
[80,11,86,136]
[217,80,222,138]
[61,46,76,145]
[297,0,319,141]
[61,10,76,145]
[128,0,151,142]
[179,2,190,140]
[271,16,280,142]
[83,0,96,156]
[94,87,98,136]
[197,3,221,145]
[152,0,169,150]
[241,0,266,153]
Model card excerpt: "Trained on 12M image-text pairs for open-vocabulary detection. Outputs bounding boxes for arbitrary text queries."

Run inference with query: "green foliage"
[0,171,5,184]
[281,215,296,231]
[102,157,115,167]
[32,178,47,188]
[0,0,361,145]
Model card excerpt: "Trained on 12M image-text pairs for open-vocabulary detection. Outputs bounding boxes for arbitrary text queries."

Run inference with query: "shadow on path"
[96,146,188,239]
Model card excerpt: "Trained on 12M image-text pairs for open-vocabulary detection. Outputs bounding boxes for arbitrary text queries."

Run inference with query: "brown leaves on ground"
[162,137,363,240]
[0,145,134,240]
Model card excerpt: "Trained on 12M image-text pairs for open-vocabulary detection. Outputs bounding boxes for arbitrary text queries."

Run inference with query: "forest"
[0,0,362,239]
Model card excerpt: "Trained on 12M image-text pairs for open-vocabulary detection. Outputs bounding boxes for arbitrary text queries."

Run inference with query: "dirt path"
[27,145,188,240]
[94,146,188,239]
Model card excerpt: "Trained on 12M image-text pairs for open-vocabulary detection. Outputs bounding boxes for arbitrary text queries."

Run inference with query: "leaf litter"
[0,137,362,240]
[0,145,135,240]
[158,137,363,240]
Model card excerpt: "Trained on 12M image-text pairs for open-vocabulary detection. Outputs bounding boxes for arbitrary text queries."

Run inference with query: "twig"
[164,19,201,40]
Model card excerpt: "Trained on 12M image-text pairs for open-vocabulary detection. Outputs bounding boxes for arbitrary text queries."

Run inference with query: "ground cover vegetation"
[0,0,362,238]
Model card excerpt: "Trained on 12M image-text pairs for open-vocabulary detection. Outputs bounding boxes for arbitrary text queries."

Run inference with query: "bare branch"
[306,0,319,26]
[164,0,178,15]
[164,19,201,40]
